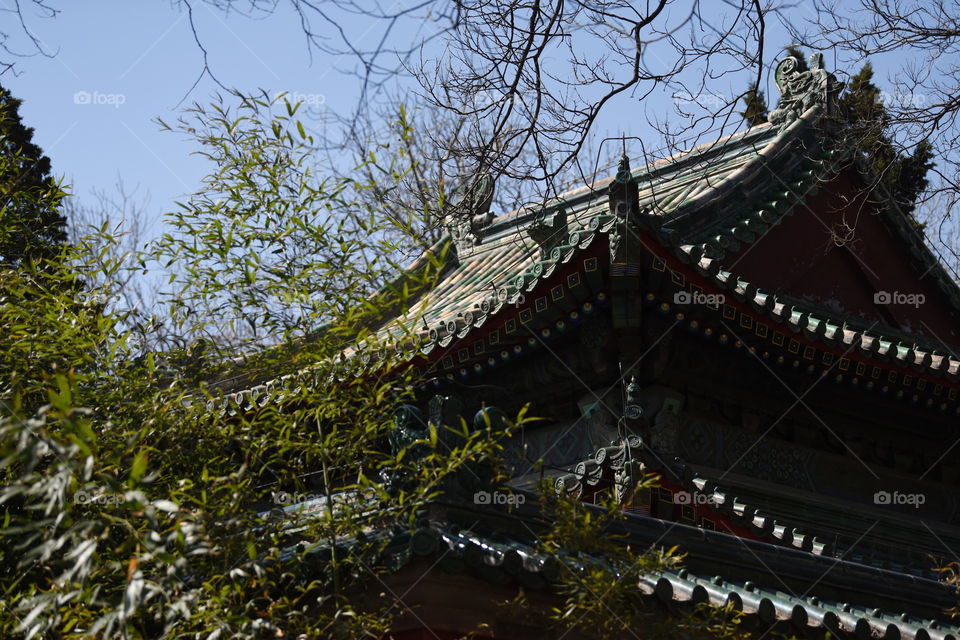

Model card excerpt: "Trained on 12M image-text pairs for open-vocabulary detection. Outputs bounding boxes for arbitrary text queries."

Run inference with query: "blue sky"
[5,3,375,218]
[3,1,907,228]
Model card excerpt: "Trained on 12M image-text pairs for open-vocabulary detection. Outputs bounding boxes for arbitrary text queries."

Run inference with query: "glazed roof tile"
[391,519,960,640]
[357,121,789,350]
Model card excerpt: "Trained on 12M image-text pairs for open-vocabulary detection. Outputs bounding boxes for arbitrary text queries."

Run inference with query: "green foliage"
[938,562,960,618]
[498,481,766,639]
[0,233,140,413]
[152,91,415,356]
[0,83,67,268]
[0,90,514,639]
[537,482,681,638]
[837,62,934,222]
[740,89,768,126]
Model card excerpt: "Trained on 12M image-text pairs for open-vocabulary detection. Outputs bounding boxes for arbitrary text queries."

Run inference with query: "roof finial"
[614,152,632,184]
[625,376,642,417]
[444,172,496,256]
[527,207,568,259]
[618,374,643,441]
[609,147,638,217]
[768,49,844,128]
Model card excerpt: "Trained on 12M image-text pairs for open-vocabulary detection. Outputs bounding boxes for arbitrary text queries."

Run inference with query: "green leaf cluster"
[0,89,511,639]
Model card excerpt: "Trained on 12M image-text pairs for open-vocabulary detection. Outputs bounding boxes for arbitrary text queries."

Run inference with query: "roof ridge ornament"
[768,51,843,129]
[609,153,640,216]
[527,207,568,259]
[445,172,495,256]
[614,152,633,185]
[608,152,642,265]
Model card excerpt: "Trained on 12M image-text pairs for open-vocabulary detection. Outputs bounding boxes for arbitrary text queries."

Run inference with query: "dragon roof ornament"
[768,52,843,129]
[527,207,568,259]
[444,172,495,256]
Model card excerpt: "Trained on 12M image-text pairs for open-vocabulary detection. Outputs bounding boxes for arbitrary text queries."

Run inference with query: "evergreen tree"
[837,62,934,221]
[0,83,67,268]
[740,88,768,126]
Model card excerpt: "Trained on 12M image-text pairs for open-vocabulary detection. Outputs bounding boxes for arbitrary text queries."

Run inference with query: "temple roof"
[209,90,960,414]
[373,120,788,346]
[215,54,960,636]
[406,522,960,640]
[347,90,960,371]
[201,51,960,428]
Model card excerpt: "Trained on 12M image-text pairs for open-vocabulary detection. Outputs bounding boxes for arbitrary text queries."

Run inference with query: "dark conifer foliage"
[0,83,66,267]
[838,63,934,221]
[740,89,768,126]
